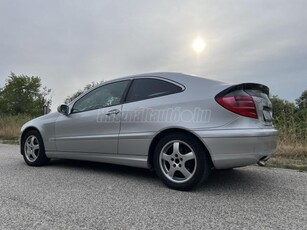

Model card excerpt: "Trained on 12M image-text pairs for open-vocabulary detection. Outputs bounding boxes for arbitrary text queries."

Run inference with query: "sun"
[192,37,206,53]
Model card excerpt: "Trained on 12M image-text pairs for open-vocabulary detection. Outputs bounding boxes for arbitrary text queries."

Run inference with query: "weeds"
[0,114,32,140]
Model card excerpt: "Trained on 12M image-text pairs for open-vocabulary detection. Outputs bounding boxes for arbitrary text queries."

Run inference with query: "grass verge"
[266,144,307,171]
[0,114,32,140]
[0,139,19,145]
[266,157,307,171]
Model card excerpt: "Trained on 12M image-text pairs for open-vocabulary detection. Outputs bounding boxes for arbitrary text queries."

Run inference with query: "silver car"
[20,72,278,190]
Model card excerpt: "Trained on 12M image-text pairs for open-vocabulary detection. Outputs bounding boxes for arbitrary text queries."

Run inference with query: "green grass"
[266,156,307,171]
[0,139,19,145]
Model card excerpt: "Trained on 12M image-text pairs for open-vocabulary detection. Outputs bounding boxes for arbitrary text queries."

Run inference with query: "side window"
[72,80,129,113]
[126,78,183,103]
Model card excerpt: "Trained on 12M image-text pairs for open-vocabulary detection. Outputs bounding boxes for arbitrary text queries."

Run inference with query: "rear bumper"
[195,128,278,169]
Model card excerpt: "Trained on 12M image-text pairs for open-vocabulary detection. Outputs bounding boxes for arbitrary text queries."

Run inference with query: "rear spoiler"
[219,83,269,96]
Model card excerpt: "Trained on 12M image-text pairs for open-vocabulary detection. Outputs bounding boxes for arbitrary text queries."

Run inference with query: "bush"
[271,91,307,159]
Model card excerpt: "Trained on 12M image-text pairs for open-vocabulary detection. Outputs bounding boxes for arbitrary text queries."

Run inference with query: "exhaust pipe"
[257,156,269,167]
[257,160,266,167]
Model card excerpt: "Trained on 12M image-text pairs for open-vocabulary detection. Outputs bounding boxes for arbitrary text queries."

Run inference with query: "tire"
[21,130,49,166]
[153,133,211,191]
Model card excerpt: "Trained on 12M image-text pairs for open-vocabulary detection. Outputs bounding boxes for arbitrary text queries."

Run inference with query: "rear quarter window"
[126,78,183,103]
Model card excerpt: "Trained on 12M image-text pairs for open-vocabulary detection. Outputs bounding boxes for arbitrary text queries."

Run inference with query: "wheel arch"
[20,127,42,155]
[147,128,214,170]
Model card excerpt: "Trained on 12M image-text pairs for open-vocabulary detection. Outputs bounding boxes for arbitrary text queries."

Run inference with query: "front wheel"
[21,130,49,166]
[154,133,211,191]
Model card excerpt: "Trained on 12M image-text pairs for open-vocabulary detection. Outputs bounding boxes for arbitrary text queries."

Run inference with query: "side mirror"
[57,104,70,116]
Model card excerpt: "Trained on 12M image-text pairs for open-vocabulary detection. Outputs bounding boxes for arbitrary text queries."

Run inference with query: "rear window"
[126,78,183,103]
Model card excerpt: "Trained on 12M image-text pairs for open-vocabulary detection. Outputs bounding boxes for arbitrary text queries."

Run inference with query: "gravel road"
[0,144,306,230]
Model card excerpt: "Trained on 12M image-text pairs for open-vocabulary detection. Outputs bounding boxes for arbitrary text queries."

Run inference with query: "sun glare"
[192,37,206,53]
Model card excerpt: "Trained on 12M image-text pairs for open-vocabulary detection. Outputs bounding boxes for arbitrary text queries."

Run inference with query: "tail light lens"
[215,90,258,119]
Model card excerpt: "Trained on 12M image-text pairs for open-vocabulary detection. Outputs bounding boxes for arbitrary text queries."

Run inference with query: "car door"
[55,80,130,154]
[119,78,184,155]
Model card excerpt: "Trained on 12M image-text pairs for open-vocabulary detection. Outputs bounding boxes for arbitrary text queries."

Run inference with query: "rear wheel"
[154,133,211,191]
[22,130,49,166]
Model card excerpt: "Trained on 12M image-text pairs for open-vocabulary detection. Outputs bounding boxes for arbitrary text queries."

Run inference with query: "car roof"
[70,72,228,105]
[110,72,226,85]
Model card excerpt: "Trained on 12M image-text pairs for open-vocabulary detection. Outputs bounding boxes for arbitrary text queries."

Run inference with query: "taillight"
[215,91,258,119]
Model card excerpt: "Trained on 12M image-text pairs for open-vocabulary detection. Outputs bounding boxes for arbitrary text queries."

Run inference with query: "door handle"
[106,109,120,116]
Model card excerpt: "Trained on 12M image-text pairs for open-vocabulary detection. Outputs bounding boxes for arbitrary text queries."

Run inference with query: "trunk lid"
[216,83,273,126]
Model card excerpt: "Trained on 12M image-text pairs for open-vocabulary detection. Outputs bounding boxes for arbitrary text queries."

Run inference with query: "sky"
[0,0,306,111]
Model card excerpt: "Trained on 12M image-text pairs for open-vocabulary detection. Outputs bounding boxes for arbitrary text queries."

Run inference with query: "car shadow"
[197,167,272,193]
[48,158,157,180]
[47,159,272,192]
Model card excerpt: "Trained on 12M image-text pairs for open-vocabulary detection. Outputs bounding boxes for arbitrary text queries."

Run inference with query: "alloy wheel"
[24,135,40,162]
[159,140,197,183]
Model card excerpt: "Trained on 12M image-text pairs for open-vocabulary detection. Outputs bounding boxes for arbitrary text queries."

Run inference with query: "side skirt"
[46,151,149,169]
